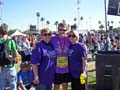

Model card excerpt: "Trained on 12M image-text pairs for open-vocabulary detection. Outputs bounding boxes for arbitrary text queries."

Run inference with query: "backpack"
[0,39,16,66]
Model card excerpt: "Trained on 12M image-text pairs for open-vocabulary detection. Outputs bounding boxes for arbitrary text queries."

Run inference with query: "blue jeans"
[0,66,17,90]
[35,84,52,90]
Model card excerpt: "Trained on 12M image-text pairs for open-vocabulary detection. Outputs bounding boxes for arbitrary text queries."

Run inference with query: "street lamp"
[104,0,108,33]
[0,0,3,24]
[36,12,40,33]
[77,0,80,29]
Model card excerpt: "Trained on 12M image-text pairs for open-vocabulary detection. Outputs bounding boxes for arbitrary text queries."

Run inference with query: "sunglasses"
[59,29,67,32]
[68,34,76,38]
[43,33,51,36]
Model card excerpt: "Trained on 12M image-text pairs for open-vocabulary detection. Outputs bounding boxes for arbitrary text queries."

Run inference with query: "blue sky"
[1,0,120,31]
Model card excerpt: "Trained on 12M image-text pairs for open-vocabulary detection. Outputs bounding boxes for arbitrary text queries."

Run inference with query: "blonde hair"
[40,28,51,35]
[69,30,79,40]
[58,23,68,30]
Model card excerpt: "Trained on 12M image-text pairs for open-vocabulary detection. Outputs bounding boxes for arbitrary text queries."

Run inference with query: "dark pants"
[54,73,71,84]
[71,77,86,90]
[25,82,36,90]
[19,51,31,62]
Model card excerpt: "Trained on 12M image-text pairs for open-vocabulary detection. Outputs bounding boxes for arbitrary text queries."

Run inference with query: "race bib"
[24,49,31,56]
[57,56,68,68]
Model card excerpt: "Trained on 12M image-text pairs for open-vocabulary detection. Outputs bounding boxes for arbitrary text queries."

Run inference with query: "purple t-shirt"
[68,42,87,78]
[30,40,56,84]
[51,35,70,74]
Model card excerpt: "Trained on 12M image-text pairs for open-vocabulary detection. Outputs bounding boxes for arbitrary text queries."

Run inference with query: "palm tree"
[98,21,101,24]
[107,21,110,26]
[108,21,114,30]
[46,20,50,28]
[80,16,83,28]
[62,19,66,24]
[98,21,102,29]
[111,21,114,24]
[111,21,114,27]
[41,17,45,28]
[74,17,77,24]
[99,24,104,30]
[54,21,59,31]
[36,12,40,31]
[107,21,110,30]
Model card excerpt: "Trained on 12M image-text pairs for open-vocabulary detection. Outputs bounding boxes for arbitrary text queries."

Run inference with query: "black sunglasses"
[68,34,76,38]
[59,29,67,32]
[43,33,51,36]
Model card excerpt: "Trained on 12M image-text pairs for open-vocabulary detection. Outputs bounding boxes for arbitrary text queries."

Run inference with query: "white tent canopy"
[10,30,26,37]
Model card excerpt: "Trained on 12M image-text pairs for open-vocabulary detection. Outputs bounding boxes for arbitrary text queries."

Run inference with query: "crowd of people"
[0,21,120,90]
[79,31,120,59]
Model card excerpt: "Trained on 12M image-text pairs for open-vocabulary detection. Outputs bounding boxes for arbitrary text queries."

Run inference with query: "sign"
[108,0,120,16]
[30,25,36,31]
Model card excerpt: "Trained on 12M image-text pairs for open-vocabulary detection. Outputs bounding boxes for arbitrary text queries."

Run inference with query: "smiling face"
[68,30,79,44]
[41,28,51,43]
[58,26,67,37]
[0,26,8,38]
[58,23,68,38]
[0,25,8,38]
[21,66,28,72]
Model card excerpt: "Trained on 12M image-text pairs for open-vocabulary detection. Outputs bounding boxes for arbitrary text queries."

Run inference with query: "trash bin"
[96,51,120,90]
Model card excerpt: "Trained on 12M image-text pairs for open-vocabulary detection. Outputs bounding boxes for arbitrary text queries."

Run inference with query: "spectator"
[17,62,34,90]
[18,36,31,62]
[0,24,18,90]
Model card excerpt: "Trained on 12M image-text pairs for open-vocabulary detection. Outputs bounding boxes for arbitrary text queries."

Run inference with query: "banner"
[108,0,120,16]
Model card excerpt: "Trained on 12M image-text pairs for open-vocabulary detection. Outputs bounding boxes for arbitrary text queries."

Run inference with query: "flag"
[108,0,120,16]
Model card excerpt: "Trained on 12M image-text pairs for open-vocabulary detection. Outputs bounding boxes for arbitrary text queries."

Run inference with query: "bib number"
[57,56,68,68]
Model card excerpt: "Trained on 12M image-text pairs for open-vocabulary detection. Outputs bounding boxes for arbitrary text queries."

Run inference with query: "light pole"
[36,12,40,33]
[0,0,3,24]
[77,0,80,29]
[104,0,108,33]
[89,17,92,30]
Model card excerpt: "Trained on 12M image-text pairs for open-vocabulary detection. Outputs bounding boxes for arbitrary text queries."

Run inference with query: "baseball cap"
[20,62,29,67]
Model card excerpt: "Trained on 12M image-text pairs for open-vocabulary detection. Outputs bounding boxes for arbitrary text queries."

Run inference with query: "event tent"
[10,30,26,37]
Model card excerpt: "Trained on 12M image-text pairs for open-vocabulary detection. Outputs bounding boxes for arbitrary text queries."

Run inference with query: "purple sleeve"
[30,44,42,64]
[79,44,88,60]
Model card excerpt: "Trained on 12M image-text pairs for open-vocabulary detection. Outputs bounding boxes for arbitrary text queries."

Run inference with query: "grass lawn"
[87,60,96,90]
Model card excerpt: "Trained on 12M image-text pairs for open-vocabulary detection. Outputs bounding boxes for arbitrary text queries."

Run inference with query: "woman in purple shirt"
[68,30,88,90]
[30,28,56,90]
